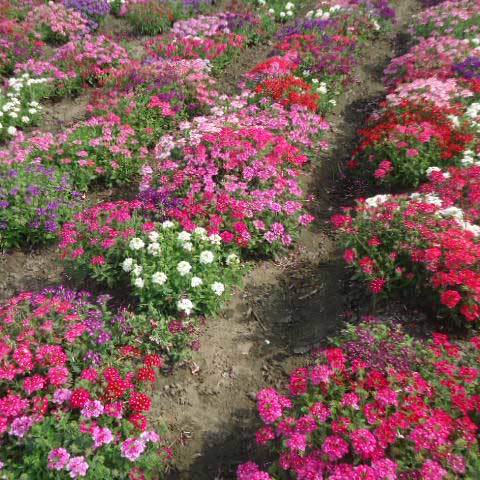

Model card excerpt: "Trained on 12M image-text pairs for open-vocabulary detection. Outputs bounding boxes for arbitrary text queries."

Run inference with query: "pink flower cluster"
[27,2,89,42]
[238,321,480,479]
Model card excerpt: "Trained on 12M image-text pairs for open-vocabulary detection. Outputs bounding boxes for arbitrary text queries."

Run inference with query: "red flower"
[70,388,91,409]
[440,290,462,309]
[129,392,152,413]
[129,413,147,431]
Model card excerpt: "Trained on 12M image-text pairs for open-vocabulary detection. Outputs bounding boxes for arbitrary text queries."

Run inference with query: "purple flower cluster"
[340,318,419,373]
[63,0,110,19]
[0,163,79,248]
[453,56,480,79]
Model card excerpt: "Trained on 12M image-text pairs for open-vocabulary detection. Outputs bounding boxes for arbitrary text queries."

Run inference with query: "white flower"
[208,234,222,245]
[183,241,193,252]
[439,206,464,220]
[226,253,240,265]
[286,10,293,16]
[148,231,160,242]
[268,8,275,13]
[129,237,145,250]
[285,2,294,9]
[279,11,286,17]
[134,277,144,288]
[152,271,167,285]
[191,276,203,288]
[21,116,29,123]
[122,258,134,272]
[28,108,37,115]
[7,126,16,136]
[422,194,443,207]
[162,220,174,229]
[194,227,207,239]
[8,111,18,119]
[177,261,192,276]
[147,242,161,256]
[426,166,441,176]
[177,231,191,242]
[0,123,2,129]
[329,99,336,106]
[177,298,194,316]
[365,194,390,208]
[211,282,225,296]
[132,265,143,277]
[462,221,480,236]
[199,250,214,264]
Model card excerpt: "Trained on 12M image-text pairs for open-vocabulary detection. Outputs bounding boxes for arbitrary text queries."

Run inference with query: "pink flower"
[9,416,33,438]
[237,462,272,480]
[92,426,114,449]
[120,438,146,461]
[421,460,447,480]
[53,388,72,404]
[47,366,69,386]
[406,148,419,157]
[350,429,377,459]
[322,435,349,461]
[81,400,104,419]
[48,448,70,471]
[66,456,89,478]
[310,364,333,385]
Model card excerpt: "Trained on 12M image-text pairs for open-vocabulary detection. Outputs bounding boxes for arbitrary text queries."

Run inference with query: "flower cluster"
[411,0,480,40]
[63,0,111,24]
[148,125,314,253]
[238,319,480,479]
[0,18,45,76]
[0,73,48,143]
[348,101,475,187]
[27,2,90,44]
[0,163,79,249]
[339,0,480,323]
[52,34,130,87]
[26,113,147,190]
[0,288,169,478]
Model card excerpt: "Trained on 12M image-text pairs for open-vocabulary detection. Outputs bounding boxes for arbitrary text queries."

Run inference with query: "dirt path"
[162,3,419,479]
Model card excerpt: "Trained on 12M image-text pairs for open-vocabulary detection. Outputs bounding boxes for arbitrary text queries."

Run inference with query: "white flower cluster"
[121,220,234,317]
[0,73,48,137]
[306,4,342,20]
[460,149,480,167]
[365,194,391,208]
[437,205,480,237]
[263,0,295,19]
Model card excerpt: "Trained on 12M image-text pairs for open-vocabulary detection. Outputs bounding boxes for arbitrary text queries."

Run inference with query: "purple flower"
[9,416,33,438]
[53,388,72,404]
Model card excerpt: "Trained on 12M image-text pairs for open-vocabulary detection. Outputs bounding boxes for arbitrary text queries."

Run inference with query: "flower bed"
[0,163,79,249]
[0,288,170,479]
[332,164,480,324]
[347,101,476,188]
[238,319,480,479]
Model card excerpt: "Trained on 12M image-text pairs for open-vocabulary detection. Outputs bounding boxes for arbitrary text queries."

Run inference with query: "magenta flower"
[48,448,70,471]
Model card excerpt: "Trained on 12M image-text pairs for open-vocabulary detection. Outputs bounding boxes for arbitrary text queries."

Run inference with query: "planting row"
[334,0,480,326]
[239,1,480,480]
[0,0,398,478]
